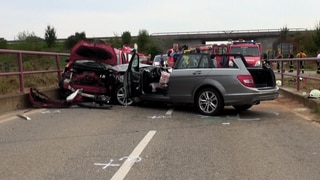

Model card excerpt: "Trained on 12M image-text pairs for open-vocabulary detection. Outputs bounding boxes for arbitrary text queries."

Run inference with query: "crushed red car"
[58,40,131,105]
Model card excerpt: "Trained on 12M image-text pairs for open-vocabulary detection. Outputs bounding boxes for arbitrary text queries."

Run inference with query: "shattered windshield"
[230,47,259,57]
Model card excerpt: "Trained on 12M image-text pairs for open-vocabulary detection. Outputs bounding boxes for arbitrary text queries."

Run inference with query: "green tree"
[44,25,57,48]
[14,31,44,51]
[64,32,86,49]
[16,31,37,41]
[136,29,150,53]
[312,21,320,50]
[145,38,163,59]
[302,30,316,55]
[272,27,317,56]
[108,33,122,48]
[121,31,131,46]
[279,26,290,42]
[0,38,8,49]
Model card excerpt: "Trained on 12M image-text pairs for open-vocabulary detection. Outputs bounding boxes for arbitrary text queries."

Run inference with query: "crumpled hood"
[69,40,117,66]
[112,63,151,72]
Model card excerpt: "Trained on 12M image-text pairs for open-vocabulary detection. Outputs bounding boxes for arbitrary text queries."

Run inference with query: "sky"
[1,0,319,41]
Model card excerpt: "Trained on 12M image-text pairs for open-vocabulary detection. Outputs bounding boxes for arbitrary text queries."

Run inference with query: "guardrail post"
[17,52,25,92]
[55,55,62,81]
[280,61,284,86]
[296,60,301,91]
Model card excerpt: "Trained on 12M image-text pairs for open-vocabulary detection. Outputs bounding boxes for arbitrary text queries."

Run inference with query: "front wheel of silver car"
[114,84,134,106]
[196,88,223,116]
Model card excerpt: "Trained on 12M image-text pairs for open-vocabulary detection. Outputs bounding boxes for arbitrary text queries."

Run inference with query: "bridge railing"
[0,49,69,93]
[150,28,307,36]
[1,48,318,94]
[267,57,320,92]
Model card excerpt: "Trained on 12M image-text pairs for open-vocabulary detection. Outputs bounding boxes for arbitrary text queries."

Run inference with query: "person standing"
[288,50,294,72]
[317,50,320,74]
[159,54,164,67]
[170,43,182,65]
[296,50,307,74]
[276,51,283,72]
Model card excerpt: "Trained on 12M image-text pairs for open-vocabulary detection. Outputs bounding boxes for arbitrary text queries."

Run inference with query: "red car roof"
[69,40,117,66]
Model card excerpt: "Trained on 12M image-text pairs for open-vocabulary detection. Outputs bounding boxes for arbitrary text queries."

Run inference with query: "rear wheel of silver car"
[196,88,223,116]
[114,85,134,106]
[233,105,252,111]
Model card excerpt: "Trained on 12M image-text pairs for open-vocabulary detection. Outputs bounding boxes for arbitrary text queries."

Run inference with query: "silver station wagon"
[123,52,279,116]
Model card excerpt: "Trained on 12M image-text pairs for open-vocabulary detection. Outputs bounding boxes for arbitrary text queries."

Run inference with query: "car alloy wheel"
[115,85,134,106]
[196,88,222,116]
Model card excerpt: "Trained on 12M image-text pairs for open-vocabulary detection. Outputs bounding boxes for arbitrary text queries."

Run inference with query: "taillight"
[237,75,256,88]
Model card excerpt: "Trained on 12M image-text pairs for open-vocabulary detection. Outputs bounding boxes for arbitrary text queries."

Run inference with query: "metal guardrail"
[0,49,318,93]
[267,57,320,91]
[0,49,69,93]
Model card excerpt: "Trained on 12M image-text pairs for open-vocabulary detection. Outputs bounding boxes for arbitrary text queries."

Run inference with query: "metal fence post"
[17,52,25,92]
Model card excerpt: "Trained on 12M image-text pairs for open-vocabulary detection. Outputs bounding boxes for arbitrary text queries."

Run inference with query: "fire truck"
[212,40,262,67]
[121,45,151,64]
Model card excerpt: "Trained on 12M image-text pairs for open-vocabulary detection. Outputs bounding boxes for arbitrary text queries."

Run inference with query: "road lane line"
[111,130,156,180]
[165,108,174,116]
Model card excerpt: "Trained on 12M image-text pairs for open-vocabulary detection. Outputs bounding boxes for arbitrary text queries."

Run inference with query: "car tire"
[114,84,134,106]
[232,105,252,111]
[195,88,223,116]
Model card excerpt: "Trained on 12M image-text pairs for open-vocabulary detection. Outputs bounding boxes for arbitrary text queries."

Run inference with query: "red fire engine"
[212,40,262,67]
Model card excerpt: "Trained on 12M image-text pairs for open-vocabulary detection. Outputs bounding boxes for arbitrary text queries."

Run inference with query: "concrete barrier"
[279,87,320,114]
[0,87,59,114]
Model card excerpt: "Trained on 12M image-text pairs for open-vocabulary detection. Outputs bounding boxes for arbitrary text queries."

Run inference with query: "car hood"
[69,40,117,66]
[112,63,151,72]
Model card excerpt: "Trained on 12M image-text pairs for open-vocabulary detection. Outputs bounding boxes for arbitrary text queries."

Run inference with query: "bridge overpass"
[53,28,306,54]
[149,28,306,53]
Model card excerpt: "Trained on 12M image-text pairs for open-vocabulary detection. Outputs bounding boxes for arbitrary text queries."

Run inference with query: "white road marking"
[111,130,156,180]
[94,159,120,169]
[0,109,44,123]
[148,115,165,119]
[165,108,174,116]
[17,114,31,120]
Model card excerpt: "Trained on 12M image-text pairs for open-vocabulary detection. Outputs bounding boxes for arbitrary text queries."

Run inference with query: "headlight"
[255,61,261,67]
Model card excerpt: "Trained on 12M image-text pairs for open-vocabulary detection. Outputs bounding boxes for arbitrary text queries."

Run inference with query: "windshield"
[230,47,259,56]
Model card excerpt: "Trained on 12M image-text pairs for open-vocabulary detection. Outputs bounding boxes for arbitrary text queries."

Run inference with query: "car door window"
[176,54,202,69]
[187,55,199,68]
[199,55,209,68]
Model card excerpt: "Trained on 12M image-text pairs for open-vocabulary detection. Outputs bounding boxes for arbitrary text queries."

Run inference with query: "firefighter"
[262,53,269,66]
[296,50,306,74]
[288,50,294,72]
[276,51,283,72]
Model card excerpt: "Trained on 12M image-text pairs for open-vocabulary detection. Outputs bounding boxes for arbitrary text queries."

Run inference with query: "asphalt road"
[0,93,320,180]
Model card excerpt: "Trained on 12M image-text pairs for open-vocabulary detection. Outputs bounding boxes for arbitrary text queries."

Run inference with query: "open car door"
[123,52,141,102]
